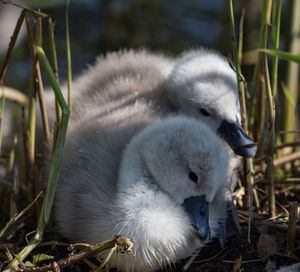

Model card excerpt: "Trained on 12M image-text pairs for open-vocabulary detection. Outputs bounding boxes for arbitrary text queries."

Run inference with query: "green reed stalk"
[66,0,72,112]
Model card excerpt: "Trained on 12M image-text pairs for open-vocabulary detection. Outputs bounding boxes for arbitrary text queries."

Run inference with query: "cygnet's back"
[44,49,174,127]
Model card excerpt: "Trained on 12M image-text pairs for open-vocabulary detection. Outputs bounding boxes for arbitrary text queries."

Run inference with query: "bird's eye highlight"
[188,171,198,183]
[200,108,210,116]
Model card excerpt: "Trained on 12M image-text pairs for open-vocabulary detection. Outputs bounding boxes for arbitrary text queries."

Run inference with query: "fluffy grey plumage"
[39,49,235,270]
[48,48,245,237]
[55,113,229,271]
[44,49,174,127]
[39,48,250,270]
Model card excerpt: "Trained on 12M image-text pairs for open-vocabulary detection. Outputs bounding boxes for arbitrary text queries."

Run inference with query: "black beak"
[183,195,210,241]
[218,120,257,158]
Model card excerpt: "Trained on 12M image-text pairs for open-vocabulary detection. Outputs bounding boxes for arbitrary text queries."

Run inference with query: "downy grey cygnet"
[46,48,255,243]
[55,111,229,271]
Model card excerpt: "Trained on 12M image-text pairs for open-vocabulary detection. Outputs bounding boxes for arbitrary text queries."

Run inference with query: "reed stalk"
[35,16,50,143]
[0,10,25,156]
[248,0,272,131]
[3,46,70,272]
[283,0,300,143]
[25,12,37,165]
[229,0,251,208]
[229,0,255,240]
[66,0,72,113]
[266,0,281,218]
[48,17,62,122]
[35,46,70,227]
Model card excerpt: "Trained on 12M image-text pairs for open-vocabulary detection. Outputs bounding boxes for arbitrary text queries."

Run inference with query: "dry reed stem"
[35,16,50,143]
[263,43,276,218]
[25,11,37,174]
[21,107,34,201]
[0,86,28,104]
[0,191,43,239]
[0,9,25,85]
[253,74,265,146]
[275,140,300,150]
[273,151,300,166]
[181,248,202,271]
[257,178,300,185]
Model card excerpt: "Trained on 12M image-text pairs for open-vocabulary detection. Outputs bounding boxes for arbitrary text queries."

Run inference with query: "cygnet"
[42,49,252,248]
[53,49,253,242]
[55,111,229,271]
[166,48,257,158]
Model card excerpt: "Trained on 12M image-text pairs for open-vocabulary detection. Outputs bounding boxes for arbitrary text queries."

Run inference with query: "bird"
[51,48,256,158]
[46,48,255,242]
[166,48,257,158]
[165,48,258,239]
[54,111,229,271]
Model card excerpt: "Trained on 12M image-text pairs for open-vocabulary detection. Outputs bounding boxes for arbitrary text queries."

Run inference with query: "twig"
[0,9,25,85]
[0,191,43,239]
[256,178,300,185]
[181,248,202,271]
[223,258,267,264]
[0,243,15,250]
[0,9,25,156]
[94,246,116,272]
[38,241,70,248]
[182,247,227,271]
[254,186,289,215]
[273,151,300,166]
[3,230,43,272]
[18,236,132,272]
[192,247,227,264]
[275,140,300,150]
[233,256,242,272]
[0,86,29,104]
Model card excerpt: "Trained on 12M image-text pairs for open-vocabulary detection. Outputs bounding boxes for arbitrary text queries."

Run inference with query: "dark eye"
[188,171,198,183]
[200,108,210,116]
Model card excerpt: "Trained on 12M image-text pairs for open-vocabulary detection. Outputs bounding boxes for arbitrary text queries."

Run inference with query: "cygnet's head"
[120,116,228,240]
[166,49,257,158]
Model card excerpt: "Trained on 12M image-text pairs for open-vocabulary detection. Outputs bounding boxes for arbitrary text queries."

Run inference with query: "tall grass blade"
[259,48,300,64]
[48,17,62,122]
[35,46,70,227]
